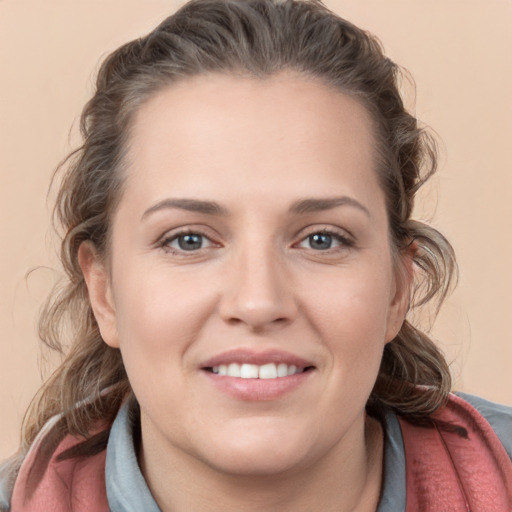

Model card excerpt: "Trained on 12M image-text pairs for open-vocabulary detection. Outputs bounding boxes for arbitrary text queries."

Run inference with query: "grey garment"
[0,457,16,512]
[377,411,407,512]
[106,401,161,512]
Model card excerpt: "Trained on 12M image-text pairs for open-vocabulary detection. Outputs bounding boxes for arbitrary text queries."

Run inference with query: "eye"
[162,232,215,252]
[297,231,352,251]
[306,233,334,250]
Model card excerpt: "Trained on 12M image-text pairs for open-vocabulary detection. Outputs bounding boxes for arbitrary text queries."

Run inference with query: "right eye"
[161,232,216,252]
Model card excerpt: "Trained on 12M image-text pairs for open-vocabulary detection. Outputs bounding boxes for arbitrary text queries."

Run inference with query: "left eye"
[298,232,347,251]
[165,233,214,251]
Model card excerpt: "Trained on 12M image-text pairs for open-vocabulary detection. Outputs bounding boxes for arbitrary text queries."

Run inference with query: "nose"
[218,243,298,332]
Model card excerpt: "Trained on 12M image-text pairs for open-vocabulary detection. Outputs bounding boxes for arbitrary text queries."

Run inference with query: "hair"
[19,0,456,463]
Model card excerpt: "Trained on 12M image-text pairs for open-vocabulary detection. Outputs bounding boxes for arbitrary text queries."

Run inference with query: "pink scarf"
[399,393,512,511]
[10,430,108,512]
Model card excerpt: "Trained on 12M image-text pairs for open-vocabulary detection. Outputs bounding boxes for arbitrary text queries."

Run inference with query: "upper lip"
[200,349,315,369]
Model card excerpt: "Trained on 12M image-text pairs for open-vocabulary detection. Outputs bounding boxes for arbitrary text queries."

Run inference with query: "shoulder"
[455,391,512,460]
[0,414,111,512]
[0,412,63,512]
[0,454,20,512]
[395,392,512,510]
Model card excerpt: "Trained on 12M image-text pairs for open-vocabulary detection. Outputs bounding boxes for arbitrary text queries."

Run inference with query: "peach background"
[1,0,511,459]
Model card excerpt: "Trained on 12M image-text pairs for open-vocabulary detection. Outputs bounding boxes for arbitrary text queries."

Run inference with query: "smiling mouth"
[204,363,315,379]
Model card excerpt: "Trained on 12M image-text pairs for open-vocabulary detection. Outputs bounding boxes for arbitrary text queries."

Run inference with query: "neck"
[139,415,384,512]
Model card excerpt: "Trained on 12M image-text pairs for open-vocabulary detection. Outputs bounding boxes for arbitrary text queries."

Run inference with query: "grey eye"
[308,233,333,250]
[177,233,204,251]
[162,230,216,253]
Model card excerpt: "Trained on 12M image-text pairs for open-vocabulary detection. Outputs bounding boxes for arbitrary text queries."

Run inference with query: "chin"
[207,447,307,478]
[197,422,316,477]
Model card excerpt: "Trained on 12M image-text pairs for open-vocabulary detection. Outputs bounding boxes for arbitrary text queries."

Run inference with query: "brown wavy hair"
[20,0,456,461]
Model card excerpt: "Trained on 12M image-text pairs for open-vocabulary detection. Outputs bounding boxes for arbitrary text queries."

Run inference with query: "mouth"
[200,349,316,400]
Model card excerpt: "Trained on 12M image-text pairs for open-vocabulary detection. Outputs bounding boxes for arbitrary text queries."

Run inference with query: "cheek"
[303,262,394,340]
[300,260,393,393]
[110,267,219,378]
[111,283,199,417]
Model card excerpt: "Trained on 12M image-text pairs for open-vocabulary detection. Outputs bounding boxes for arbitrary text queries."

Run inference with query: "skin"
[79,72,413,512]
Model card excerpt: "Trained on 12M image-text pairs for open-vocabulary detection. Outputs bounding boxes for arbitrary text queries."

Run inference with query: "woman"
[1,0,511,510]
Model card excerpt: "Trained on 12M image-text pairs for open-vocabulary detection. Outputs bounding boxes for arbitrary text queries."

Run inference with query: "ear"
[78,241,120,348]
[385,241,417,343]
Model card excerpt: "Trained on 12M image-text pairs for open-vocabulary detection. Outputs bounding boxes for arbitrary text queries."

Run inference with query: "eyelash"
[157,226,354,256]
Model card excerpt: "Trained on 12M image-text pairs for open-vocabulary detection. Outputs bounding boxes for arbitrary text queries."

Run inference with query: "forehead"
[121,72,383,213]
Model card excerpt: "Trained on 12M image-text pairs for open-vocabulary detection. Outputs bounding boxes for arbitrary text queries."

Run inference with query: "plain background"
[1,0,511,459]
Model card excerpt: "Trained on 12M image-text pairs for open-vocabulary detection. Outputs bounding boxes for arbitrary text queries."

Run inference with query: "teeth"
[210,363,305,379]
[240,363,259,378]
[259,363,277,379]
[277,363,288,377]
[228,362,241,377]
[287,364,297,376]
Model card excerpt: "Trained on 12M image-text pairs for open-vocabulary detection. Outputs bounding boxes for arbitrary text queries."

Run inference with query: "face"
[82,72,410,478]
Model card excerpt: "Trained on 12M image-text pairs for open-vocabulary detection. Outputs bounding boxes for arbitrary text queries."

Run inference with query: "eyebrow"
[289,196,371,217]
[141,198,228,220]
[141,195,370,220]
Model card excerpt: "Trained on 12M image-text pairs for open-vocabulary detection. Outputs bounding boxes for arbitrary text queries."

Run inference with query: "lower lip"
[202,370,314,401]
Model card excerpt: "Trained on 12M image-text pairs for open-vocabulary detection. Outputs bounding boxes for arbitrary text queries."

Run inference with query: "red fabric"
[10,433,108,512]
[399,393,512,512]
